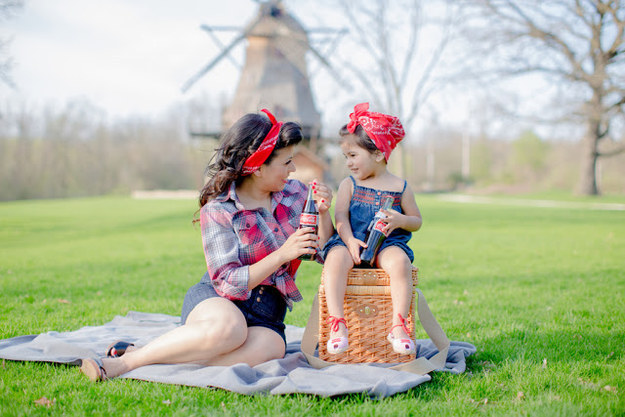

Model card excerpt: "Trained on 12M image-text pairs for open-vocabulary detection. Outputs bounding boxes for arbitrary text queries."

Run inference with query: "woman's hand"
[345,236,366,265]
[310,180,332,213]
[276,227,319,262]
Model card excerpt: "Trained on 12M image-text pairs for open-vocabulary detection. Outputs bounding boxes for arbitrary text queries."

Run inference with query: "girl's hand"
[278,227,319,262]
[310,180,332,213]
[346,236,367,265]
[379,209,404,235]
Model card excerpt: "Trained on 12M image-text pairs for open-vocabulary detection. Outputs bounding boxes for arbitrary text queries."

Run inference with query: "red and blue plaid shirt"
[199,179,310,308]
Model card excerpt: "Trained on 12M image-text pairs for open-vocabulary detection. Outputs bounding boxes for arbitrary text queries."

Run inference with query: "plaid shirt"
[199,179,309,308]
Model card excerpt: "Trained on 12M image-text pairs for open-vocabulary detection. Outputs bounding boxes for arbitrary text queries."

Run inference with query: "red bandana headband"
[242,109,283,175]
[346,102,405,161]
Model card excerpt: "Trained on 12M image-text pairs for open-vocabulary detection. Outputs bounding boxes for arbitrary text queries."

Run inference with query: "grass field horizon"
[1,193,623,416]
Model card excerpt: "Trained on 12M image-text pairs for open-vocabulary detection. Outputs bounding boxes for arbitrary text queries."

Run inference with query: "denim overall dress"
[322,176,414,263]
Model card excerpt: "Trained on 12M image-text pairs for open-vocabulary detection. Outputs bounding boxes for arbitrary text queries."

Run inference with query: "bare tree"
[461,0,625,195]
[0,0,23,88]
[330,0,461,177]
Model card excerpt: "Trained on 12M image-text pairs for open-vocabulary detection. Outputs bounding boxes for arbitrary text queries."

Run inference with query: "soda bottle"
[298,184,319,261]
[360,196,394,266]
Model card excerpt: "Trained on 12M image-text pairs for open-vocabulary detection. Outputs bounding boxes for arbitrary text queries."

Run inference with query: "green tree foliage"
[0,100,207,201]
[511,130,550,181]
[461,0,625,195]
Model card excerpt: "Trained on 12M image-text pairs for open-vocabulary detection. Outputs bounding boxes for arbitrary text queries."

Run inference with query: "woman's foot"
[326,316,349,354]
[387,314,416,355]
[80,358,107,382]
[106,341,136,358]
[80,356,132,381]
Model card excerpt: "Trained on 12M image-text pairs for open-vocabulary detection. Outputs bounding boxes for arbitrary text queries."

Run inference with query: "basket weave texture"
[318,267,418,364]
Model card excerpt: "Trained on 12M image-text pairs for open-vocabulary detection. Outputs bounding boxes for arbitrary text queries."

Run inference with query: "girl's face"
[257,145,297,192]
[340,136,383,180]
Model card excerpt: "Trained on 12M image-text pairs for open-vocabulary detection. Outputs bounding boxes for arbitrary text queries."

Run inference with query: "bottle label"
[299,213,318,227]
[373,219,388,236]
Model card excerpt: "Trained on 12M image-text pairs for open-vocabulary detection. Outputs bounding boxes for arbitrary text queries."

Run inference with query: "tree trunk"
[576,124,599,196]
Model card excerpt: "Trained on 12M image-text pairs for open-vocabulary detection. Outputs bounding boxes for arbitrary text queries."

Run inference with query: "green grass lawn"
[1,194,624,416]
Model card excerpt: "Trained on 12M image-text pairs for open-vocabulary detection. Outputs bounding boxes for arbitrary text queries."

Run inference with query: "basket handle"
[300,289,450,374]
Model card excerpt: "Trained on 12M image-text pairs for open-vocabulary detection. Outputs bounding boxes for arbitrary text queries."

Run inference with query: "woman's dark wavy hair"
[338,124,378,154]
[198,113,303,208]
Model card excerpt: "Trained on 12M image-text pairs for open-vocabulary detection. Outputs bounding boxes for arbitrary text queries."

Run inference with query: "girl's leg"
[99,297,248,378]
[377,246,414,341]
[323,246,353,344]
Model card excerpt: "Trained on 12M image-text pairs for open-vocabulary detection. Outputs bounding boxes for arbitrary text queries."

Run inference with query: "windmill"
[181,0,346,151]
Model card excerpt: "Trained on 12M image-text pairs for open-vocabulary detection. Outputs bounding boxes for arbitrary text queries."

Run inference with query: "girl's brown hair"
[339,124,379,154]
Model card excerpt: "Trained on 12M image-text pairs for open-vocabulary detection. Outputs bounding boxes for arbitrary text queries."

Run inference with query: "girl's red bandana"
[346,102,405,161]
[242,109,283,175]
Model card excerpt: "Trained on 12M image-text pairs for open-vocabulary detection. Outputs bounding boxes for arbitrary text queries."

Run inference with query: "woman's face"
[257,145,297,191]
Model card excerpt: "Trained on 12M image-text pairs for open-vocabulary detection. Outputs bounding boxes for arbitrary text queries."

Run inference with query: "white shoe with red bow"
[387,313,416,355]
[326,316,349,354]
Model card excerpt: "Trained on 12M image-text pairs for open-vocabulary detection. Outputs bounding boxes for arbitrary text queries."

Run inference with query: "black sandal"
[80,358,107,382]
[106,341,135,358]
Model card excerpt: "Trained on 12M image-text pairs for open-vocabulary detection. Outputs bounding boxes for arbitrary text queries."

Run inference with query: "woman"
[81,109,334,380]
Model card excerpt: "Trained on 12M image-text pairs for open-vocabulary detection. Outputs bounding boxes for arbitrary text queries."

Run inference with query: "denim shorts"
[181,281,287,345]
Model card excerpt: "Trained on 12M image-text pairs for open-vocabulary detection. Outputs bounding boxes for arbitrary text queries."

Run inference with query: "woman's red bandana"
[242,109,283,175]
[346,102,405,161]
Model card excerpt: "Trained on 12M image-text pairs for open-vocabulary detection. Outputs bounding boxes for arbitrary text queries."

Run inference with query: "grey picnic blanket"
[0,311,475,398]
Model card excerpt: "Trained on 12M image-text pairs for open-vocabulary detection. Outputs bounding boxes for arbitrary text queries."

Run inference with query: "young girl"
[322,103,422,355]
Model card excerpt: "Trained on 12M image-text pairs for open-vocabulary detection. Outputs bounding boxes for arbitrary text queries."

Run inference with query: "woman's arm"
[248,227,318,287]
[201,205,251,300]
[202,203,319,296]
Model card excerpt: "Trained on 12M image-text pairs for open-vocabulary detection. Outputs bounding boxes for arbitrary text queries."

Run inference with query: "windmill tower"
[182,0,344,146]
[223,1,321,139]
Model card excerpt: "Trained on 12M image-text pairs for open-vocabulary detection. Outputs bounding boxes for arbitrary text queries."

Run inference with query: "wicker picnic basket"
[318,267,419,364]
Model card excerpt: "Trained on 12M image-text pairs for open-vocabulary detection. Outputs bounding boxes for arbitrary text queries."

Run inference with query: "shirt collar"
[214,182,244,211]
[272,185,285,211]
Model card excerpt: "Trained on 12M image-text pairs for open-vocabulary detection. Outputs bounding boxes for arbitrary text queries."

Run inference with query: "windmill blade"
[306,42,353,91]
[180,33,246,93]
[200,24,242,69]
[201,25,243,31]
[181,14,265,94]
[309,28,347,57]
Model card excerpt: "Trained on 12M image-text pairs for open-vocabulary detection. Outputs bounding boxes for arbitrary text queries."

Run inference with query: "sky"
[0,0,561,141]
[2,0,472,138]
[0,0,294,121]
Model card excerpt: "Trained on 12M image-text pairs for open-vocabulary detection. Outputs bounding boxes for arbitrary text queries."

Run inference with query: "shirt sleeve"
[200,203,251,301]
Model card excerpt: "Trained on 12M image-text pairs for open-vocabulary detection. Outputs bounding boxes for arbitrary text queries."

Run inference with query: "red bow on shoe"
[326,316,347,332]
[395,313,411,335]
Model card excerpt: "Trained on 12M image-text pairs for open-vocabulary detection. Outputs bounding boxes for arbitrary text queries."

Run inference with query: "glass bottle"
[298,184,319,261]
[360,196,394,266]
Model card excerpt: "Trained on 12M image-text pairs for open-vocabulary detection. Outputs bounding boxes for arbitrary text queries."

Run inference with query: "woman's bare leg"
[204,326,285,367]
[100,297,247,377]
